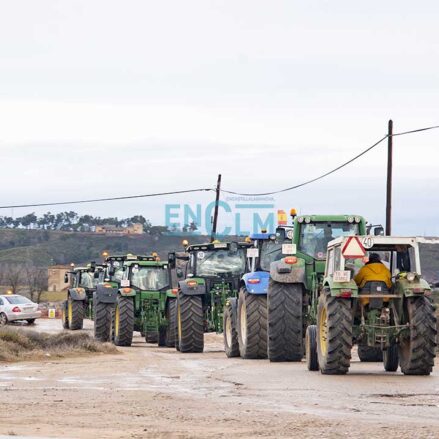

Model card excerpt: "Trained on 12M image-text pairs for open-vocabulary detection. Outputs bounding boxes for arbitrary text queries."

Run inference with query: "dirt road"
[1,320,438,438]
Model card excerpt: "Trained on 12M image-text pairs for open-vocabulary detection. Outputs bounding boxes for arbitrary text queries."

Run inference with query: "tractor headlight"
[298,217,304,223]
[354,216,361,223]
[305,217,311,224]
[348,216,354,223]
[406,272,416,282]
[286,230,294,239]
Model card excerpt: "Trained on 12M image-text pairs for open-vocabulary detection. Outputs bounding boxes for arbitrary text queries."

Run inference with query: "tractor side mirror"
[176,268,184,278]
[374,226,384,236]
[64,273,69,283]
[90,261,96,272]
[108,267,115,276]
[93,271,100,279]
[168,252,176,268]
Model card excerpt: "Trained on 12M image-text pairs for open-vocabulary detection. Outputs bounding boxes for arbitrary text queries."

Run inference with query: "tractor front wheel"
[267,280,303,362]
[67,297,84,330]
[177,294,204,353]
[237,289,267,359]
[383,343,399,372]
[165,298,177,347]
[317,292,352,375]
[61,300,69,329]
[399,297,437,375]
[114,296,134,347]
[94,301,113,342]
[358,345,383,362]
[223,303,239,357]
[306,325,319,371]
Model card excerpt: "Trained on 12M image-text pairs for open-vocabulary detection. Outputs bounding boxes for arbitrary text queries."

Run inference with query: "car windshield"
[299,222,359,260]
[260,240,284,271]
[130,266,169,290]
[196,248,246,276]
[5,295,32,304]
[79,272,94,288]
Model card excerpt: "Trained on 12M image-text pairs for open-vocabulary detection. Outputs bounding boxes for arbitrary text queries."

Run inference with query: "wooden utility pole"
[211,174,222,242]
[385,120,393,235]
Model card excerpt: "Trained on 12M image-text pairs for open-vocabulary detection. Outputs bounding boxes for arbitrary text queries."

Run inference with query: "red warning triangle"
[342,236,366,258]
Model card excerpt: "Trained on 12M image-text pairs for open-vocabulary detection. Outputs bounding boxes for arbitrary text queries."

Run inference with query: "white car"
[0,294,42,325]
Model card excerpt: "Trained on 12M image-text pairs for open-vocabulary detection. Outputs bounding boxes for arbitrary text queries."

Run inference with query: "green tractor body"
[267,214,368,363]
[170,241,250,353]
[316,235,437,375]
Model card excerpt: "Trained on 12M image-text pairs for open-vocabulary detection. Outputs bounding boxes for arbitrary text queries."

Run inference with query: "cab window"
[327,249,334,276]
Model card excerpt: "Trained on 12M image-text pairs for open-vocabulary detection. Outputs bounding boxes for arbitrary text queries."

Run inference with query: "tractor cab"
[122,256,171,292]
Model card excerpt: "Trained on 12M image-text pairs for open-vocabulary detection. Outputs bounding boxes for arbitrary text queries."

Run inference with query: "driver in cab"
[354,253,392,289]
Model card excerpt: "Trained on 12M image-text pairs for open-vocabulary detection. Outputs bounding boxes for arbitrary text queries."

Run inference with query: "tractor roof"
[296,214,365,223]
[186,241,251,252]
[124,259,167,267]
[329,235,419,251]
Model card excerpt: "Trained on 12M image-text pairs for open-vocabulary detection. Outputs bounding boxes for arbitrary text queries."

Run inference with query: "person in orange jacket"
[354,253,392,289]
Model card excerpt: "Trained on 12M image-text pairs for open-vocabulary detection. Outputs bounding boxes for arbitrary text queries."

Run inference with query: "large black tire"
[61,300,69,329]
[317,292,352,375]
[165,298,177,347]
[27,319,35,325]
[399,297,437,375]
[306,325,319,371]
[94,301,113,342]
[145,332,158,343]
[177,293,204,353]
[358,345,383,362]
[268,280,303,362]
[223,303,239,358]
[67,297,84,330]
[114,296,134,347]
[383,343,399,372]
[237,289,267,359]
[158,326,166,347]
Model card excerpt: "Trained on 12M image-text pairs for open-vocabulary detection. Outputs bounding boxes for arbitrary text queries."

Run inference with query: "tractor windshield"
[299,222,359,260]
[259,241,284,271]
[196,249,246,277]
[130,265,169,290]
[79,272,94,289]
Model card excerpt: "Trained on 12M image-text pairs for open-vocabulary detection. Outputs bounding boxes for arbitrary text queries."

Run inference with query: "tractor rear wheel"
[61,300,69,329]
[237,289,267,359]
[94,301,113,342]
[306,325,319,371]
[177,294,204,353]
[399,297,437,375]
[383,343,399,372]
[358,345,383,362]
[268,280,303,362]
[67,297,84,330]
[317,292,352,375]
[114,296,134,347]
[223,302,239,357]
[165,298,177,347]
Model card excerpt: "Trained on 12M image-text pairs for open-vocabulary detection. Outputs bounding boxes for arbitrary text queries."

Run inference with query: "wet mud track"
[0,320,438,438]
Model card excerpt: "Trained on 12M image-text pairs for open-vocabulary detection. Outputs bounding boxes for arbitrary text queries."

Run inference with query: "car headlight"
[406,272,416,282]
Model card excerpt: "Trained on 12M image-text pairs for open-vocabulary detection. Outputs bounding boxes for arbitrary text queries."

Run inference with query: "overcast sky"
[0,1,438,235]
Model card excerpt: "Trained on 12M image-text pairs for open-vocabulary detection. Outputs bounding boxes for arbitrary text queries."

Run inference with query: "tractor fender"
[178,279,206,296]
[95,284,119,304]
[270,258,306,284]
[242,271,269,295]
[68,288,87,301]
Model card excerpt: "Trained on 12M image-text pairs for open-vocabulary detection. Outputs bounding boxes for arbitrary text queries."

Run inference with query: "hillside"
[0,229,438,283]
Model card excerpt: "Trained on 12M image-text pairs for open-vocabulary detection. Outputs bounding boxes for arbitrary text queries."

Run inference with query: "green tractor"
[169,240,250,353]
[267,214,369,363]
[315,235,437,375]
[61,262,104,330]
[111,254,177,347]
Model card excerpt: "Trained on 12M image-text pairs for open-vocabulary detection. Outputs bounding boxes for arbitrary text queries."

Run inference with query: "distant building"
[94,223,143,235]
[48,265,70,292]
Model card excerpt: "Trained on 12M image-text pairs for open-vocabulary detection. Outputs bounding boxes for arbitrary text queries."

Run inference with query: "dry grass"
[0,327,118,362]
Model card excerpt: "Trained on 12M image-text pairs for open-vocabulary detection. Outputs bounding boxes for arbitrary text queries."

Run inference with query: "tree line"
[0,211,198,234]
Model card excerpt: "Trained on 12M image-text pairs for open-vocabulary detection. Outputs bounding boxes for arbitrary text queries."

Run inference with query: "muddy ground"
[0,319,438,438]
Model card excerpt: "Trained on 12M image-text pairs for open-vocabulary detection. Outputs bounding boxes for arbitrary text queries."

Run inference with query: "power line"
[0,188,214,210]
[222,124,439,197]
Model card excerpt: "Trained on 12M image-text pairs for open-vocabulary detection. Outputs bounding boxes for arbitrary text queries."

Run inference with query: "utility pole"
[211,174,222,242]
[385,119,393,235]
